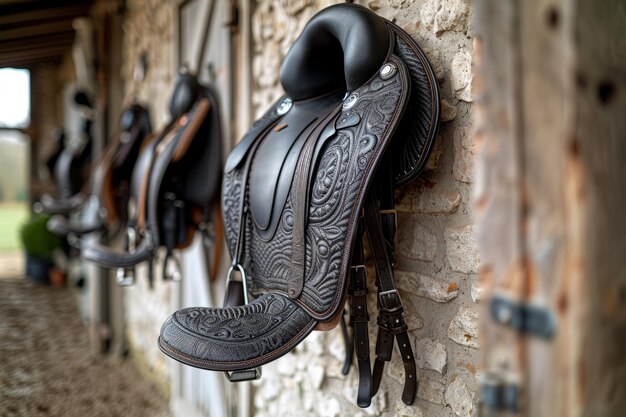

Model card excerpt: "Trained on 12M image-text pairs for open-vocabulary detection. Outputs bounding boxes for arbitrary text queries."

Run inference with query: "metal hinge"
[490,294,556,339]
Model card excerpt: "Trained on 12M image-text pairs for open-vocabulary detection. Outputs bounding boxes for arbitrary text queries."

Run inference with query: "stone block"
[415,188,461,215]
[445,224,479,274]
[417,377,446,404]
[415,337,447,374]
[421,0,470,35]
[396,271,459,303]
[309,363,325,389]
[397,219,437,262]
[453,125,474,183]
[441,99,458,122]
[403,300,425,331]
[282,0,315,15]
[448,306,479,348]
[396,182,461,214]
[394,402,423,417]
[451,48,473,102]
[445,378,475,417]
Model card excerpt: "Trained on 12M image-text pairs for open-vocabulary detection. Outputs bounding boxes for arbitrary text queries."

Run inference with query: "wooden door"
[474,1,626,416]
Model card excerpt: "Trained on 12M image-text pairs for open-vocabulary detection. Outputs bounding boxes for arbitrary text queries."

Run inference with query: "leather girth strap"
[349,161,417,407]
[349,220,372,407]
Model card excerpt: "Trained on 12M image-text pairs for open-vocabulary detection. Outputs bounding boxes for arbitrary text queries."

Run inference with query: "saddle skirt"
[159,3,439,407]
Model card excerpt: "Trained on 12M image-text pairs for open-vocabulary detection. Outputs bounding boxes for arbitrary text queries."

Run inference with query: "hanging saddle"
[37,123,93,214]
[37,91,95,215]
[158,4,440,408]
[81,73,223,285]
[47,104,152,238]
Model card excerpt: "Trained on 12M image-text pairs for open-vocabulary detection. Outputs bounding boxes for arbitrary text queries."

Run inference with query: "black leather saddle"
[37,127,93,215]
[37,91,94,215]
[81,73,223,285]
[159,4,439,408]
[47,104,152,239]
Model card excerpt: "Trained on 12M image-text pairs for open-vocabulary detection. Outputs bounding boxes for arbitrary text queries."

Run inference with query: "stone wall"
[250,1,479,417]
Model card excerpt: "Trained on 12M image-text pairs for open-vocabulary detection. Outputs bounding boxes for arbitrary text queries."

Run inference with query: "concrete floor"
[0,275,171,417]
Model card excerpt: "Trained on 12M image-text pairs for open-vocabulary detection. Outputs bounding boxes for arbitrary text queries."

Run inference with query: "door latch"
[490,294,556,339]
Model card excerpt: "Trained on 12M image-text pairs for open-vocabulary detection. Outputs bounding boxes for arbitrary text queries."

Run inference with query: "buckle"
[378,289,403,312]
[380,209,397,227]
[350,264,367,279]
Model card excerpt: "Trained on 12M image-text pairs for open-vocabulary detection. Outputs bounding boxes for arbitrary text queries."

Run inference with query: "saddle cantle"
[47,104,152,238]
[81,73,223,285]
[158,4,439,407]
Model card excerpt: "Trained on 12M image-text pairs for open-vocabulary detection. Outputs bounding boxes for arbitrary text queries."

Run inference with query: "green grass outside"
[0,202,29,252]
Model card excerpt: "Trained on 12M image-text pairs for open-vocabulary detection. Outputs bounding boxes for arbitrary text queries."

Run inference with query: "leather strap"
[364,163,417,406]
[349,221,372,408]
[339,311,353,375]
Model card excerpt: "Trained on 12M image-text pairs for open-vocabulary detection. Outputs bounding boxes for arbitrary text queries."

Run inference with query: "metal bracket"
[490,294,556,339]
[224,367,261,382]
[480,372,520,413]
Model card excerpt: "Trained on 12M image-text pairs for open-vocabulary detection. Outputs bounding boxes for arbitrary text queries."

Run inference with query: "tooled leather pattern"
[160,293,313,363]
[245,62,405,317]
[223,108,280,258]
[391,28,438,186]
[222,169,244,255]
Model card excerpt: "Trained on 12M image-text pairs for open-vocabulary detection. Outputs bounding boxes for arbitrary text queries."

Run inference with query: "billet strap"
[349,221,372,408]
[209,205,223,281]
[339,311,353,375]
[364,165,417,406]
[161,194,185,282]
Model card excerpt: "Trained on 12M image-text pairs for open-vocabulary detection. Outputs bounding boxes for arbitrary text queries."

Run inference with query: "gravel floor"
[0,278,171,417]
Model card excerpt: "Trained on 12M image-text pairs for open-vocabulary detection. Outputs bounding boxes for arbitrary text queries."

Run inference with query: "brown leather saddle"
[46,104,152,239]
[158,4,440,408]
[81,73,223,286]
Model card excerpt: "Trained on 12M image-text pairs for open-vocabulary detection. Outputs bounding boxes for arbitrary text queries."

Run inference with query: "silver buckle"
[378,289,403,311]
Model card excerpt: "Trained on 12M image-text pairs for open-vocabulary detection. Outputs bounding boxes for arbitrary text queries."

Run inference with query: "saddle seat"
[159,4,440,406]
